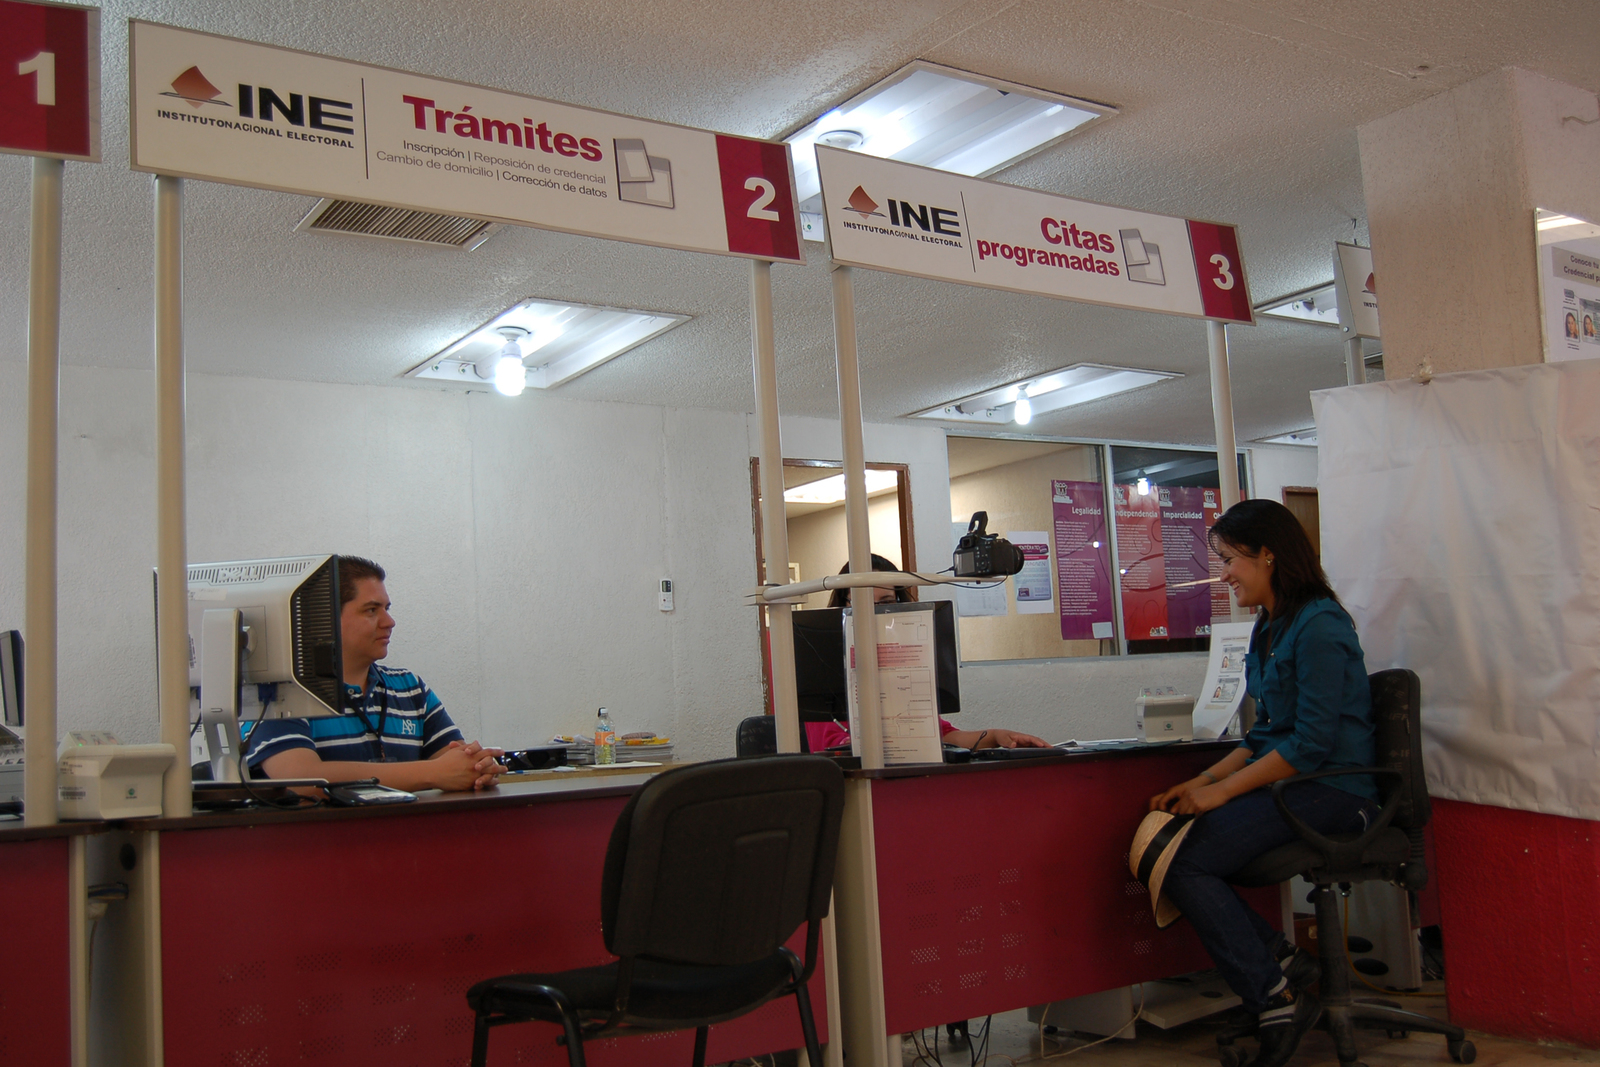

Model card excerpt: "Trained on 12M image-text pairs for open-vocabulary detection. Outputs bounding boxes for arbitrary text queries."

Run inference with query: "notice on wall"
[816,145,1252,323]
[1542,240,1600,362]
[1159,487,1213,638]
[0,0,100,161]
[1011,530,1053,614]
[844,609,944,765]
[1051,480,1115,641]
[1192,621,1255,738]
[951,521,1008,617]
[128,21,802,263]
[1115,485,1167,640]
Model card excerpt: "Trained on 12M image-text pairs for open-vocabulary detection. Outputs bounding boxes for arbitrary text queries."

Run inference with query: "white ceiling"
[2,0,1596,446]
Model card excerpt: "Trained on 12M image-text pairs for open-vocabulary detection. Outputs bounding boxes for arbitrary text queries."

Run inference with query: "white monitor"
[183,555,344,720]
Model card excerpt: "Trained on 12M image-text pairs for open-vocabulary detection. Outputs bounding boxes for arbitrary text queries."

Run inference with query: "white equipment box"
[58,738,176,820]
[1136,692,1194,742]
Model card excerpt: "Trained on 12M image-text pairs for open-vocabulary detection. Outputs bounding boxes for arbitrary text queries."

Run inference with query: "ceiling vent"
[293,198,499,250]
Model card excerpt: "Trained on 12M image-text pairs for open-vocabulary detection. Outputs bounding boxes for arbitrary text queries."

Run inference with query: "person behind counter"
[244,556,507,791]
[806,554,1050,753]
[1148,500,1377,1067]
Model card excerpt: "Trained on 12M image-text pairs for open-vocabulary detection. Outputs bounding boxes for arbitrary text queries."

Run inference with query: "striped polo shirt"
[245,664,463,775]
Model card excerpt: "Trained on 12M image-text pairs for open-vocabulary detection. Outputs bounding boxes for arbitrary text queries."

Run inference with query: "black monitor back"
[791,601,959,722]
[0,630,21,728]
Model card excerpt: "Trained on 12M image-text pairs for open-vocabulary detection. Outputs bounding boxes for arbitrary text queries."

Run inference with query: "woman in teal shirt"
[1149,499,1376,1067]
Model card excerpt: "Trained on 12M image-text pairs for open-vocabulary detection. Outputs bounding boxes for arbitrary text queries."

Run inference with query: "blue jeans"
[1161,782,1370,1012]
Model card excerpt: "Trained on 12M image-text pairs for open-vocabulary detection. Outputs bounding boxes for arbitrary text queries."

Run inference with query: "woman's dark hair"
[1207,499,1337,619]
[827,553,913,608]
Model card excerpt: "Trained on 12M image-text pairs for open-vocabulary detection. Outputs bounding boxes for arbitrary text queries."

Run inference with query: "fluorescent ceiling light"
[786,61,1114,241]
[404,298,689,392]
[910,362,1178,425]
[1257,283,1340,327]
[783,468,900,505]
[1254,428,1318,446]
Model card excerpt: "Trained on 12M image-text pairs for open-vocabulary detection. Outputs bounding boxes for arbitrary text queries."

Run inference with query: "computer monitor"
[1,630,21,728]
[164,555,344,782]
[791,601,960,722]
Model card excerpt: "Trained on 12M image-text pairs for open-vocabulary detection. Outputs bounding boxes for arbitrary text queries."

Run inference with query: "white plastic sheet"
[1314,361,1600,822]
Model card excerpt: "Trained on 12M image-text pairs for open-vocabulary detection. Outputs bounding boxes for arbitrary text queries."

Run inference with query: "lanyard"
[349,680,393,762]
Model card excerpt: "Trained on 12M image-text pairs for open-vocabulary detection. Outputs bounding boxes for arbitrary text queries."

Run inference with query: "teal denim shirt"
[1241,597,1376,801]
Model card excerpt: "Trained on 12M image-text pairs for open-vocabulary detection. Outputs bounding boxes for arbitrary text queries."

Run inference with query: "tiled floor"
[885,984,1600,1067]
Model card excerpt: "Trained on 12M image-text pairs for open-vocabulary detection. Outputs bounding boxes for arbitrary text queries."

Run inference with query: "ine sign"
[128,21,802,263]
[0,0,99,161]
[817,146,1252,323]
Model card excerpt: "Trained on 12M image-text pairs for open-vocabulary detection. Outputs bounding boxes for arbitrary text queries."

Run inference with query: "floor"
[880,984,1600,1067]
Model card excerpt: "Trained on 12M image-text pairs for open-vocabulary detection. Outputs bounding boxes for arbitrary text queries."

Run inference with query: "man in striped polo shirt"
[245,556,506,791]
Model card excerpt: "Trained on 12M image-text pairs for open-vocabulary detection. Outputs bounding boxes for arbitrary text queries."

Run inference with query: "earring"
[1266,558,1274,566]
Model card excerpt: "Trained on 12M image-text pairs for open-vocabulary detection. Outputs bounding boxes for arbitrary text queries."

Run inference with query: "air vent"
[294,198,499,250]
[187,560,313,585]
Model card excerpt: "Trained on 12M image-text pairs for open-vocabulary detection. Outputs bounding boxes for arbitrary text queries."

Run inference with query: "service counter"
[0,818,97,1064]
[134,769,826,1067]
[841,740,1280,1037]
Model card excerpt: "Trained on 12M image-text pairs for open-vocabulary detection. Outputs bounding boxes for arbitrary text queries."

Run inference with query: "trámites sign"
[129,21,801,263]
[817,146,1252,323]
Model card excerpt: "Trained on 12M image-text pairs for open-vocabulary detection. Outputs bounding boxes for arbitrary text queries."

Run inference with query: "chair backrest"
[736,715,778,757]
[599,756,845,968]
[1368,668,1430,829]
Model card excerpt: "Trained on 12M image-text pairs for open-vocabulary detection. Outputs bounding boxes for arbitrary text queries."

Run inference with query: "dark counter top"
[843,737,1239,780]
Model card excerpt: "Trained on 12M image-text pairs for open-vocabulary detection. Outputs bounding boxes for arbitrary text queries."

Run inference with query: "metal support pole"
[1344,337,1365,387]
[1206,320,1246,621]
[24,155,64,827]
[155,175,192,819]
[750,260,802,755]
[1098,446,1129,656]
[828,264,891,1067]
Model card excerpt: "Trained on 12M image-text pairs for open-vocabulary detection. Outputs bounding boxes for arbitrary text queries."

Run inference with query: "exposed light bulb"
[1136,475,1150,496]
[1013,396,1033,425]
[492,337,526,397]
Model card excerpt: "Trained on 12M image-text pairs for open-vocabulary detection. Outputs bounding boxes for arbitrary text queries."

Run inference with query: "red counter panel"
[0,837,72,1063]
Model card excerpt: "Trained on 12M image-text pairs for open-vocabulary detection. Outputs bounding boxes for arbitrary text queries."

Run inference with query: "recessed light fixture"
[404,298,690,393]
[1257,283,1341,326]
[1254,428,1318,446]
[784,468,900,505]
[910,362,1178,426]
[786,61,1115,242]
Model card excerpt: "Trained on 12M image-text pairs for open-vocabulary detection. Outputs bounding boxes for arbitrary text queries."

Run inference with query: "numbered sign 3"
[0,0,98,161]
[1187,220,1252,323]
[715,134,802,263]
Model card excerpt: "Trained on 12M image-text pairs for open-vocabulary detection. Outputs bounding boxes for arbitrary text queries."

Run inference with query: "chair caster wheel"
[1449,1039,1476,1063]
[1386,1030,1409,1039]
[1219,1044,1247,1067]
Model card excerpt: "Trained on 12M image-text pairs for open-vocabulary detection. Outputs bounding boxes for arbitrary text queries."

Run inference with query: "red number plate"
[0,0,97,161]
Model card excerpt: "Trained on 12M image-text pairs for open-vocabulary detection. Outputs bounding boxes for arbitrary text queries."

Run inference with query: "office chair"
[735,715,819,757]
[465,756,845,1067]
[1220,669,1475,1067]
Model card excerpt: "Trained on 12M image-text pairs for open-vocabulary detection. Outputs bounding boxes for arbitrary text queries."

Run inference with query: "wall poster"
[1050,480,1114,641]
[1114,484,1167,640]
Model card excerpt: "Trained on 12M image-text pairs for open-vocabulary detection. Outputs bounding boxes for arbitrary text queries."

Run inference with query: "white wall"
[1247,444,1318,503]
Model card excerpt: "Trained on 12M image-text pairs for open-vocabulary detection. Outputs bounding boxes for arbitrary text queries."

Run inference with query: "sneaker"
[1252,987,1321,1067]
[1275,944,1320,992]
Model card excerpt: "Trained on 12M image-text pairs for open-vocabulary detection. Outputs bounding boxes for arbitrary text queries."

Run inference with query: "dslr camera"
[953,511,1026,577]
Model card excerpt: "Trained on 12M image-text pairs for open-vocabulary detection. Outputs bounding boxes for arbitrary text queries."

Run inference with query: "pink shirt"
[805,718,957,752]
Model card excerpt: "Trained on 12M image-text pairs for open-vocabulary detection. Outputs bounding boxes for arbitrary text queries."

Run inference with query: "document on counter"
[1192,620,1255,738]
[844,609,944,765]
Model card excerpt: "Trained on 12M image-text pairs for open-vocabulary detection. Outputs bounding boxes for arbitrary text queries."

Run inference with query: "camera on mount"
[953,511,1025,577]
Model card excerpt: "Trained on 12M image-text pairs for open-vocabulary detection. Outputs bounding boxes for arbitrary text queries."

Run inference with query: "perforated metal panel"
[872,749,1282,1035]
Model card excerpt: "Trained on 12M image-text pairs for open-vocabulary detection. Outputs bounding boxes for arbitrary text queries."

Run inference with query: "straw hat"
[1129,810,1196,929]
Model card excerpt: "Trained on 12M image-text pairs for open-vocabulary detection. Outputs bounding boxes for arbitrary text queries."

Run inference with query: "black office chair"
[1221,669,1475,1067]
[465,756,845,1067]
[736,714,779,757]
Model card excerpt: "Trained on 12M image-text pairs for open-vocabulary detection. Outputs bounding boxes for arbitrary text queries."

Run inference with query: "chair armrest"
[1268,766,1402,874]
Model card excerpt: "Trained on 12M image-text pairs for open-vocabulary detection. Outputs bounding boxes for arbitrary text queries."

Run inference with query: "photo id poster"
[1011,530,1053,614]
[1542,238,1600,362]
[1193,620,1255,737]
[1114,484,1167,640]
[1051,480,1114,640]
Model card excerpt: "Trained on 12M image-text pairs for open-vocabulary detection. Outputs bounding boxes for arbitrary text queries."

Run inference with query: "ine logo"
[841,185,962,237]
[845,186,883,219]
[162,66,228,109]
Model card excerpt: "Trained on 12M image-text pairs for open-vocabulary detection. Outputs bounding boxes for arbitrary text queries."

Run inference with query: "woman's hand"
[1149,777,1209,812]
[1172,782,1231,815]
[983,729,1049,749]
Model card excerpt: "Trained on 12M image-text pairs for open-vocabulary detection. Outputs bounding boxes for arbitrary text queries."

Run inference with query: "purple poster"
[1051,480,1115,641]
[1159,486,1212,638]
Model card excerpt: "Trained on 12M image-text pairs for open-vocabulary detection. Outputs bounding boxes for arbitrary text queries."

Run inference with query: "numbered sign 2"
[715,134,802,263]
[1187,220,1252,323]
[0,0,98,161]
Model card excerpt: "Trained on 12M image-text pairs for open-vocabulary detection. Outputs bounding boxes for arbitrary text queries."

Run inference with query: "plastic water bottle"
[594,707,616,765]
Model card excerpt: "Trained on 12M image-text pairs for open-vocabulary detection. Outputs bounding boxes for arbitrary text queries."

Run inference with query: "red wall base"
[1432,798,1600,1047]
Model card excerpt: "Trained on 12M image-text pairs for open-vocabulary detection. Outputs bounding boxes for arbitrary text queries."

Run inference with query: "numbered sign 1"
[0,0,97,161]
[1186,220,1252,324]
[714,134,802,263]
